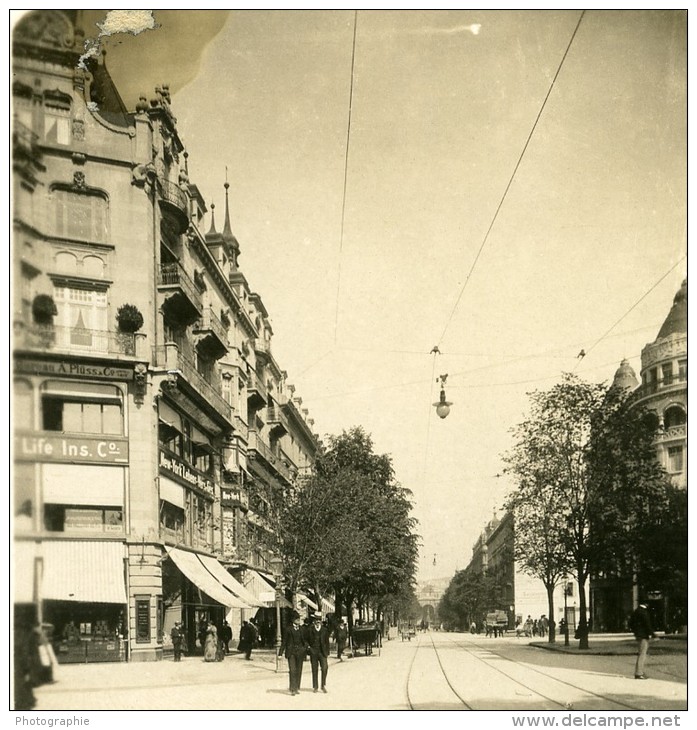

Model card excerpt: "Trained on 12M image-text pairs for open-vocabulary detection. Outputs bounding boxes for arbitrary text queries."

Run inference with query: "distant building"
[12,10,319,663]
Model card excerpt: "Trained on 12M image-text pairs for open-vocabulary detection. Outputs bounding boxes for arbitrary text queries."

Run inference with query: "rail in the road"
[405,632,658,711]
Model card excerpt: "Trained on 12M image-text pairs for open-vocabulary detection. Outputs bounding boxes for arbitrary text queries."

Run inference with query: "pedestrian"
[305,611,330,693]
[203,621,218,662]
[334,617,348,661]
[629,600,655,679]
[239,620,257,660]
[280,612,308,696]
[198,618,208,654]
[221,620,232,654]
[170,621,184,662]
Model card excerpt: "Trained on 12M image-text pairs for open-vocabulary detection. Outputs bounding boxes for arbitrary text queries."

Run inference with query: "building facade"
[12,10,319,663]
[591,280,687,633]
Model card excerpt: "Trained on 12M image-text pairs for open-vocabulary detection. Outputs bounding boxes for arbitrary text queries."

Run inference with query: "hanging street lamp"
[433,374,452,419]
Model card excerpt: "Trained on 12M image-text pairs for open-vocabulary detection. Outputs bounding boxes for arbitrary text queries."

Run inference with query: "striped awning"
[320,597,335,615]
[41,540,127,603]
[297,593,319,611]
[197,555,260,608]
[168,548,248,608]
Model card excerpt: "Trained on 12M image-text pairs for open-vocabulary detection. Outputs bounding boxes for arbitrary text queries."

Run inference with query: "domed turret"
[656,279,687,341]
[611,358,638,392]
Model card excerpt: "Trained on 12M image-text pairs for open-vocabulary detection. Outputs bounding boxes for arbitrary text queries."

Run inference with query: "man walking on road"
[630,600,655,679]
[306,612,330,693]
[280,612,308,696]
[334,618,348,661]
[170,621,184,662]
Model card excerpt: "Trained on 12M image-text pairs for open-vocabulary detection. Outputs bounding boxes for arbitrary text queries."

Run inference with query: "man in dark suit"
[629,600,656,679]
[280,612,308,696]
[305,612,330,693]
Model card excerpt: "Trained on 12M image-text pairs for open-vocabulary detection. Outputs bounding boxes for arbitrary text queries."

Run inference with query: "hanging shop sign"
[159,450,214,496]
[15,358,133,381]
[14,432,129,464]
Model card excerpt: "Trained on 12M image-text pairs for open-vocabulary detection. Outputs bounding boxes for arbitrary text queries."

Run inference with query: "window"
[52,189,108,242]
[668,446,684,473]
[41,381,123,435]
[661,363,673,385]
[678,360,687,380]
[53,285,108,351]
[160,500,185,541]
[664,406,686,429]
[44,94,71,145]
[44,505,123,533]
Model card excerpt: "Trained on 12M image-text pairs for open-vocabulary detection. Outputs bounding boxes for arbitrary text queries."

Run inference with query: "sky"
[74,9,686,584]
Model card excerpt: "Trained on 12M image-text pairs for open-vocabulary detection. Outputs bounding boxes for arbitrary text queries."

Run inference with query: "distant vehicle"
[485,611,509,635]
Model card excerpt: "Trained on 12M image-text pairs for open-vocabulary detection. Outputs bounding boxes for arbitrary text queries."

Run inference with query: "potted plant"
[116,304,144,333]
[32,294,58,325]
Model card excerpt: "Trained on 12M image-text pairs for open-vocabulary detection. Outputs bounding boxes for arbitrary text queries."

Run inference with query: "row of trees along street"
[254,427,421,632]
[440,373,687,649]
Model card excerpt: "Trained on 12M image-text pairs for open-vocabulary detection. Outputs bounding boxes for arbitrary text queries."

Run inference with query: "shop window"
[43,505,123,533]
[42,382,123,435]
[668,446,684,474]
[52,189,108,243]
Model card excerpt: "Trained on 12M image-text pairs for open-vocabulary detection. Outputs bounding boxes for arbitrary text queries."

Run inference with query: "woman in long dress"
[204,622,218,662]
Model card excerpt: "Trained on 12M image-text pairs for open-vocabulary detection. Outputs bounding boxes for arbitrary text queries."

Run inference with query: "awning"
[196,555,260,608]
[297,593,319,611]
[41,540,127,603]
[244,568,292,609]
[168,547,248,608]
[320,597,335,615]
[160,475,185,508]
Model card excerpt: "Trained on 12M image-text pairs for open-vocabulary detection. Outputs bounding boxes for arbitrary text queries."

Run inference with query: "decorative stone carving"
[15,10,75,50]
[72,171,86,190]
[133,363,148,404]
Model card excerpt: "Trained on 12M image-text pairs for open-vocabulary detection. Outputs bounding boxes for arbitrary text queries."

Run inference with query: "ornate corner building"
[12,10,320,663]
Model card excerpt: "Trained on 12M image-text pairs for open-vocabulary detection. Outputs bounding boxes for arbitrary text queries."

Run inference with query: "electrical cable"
[437,10,586,346]
[333,9,359,345]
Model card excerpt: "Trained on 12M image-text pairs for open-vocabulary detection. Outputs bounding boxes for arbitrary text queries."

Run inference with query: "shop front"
[28,539,128,663]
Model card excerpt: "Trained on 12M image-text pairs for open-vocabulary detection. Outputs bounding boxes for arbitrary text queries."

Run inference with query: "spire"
[206,202,218,237]
[656,279,687,340]
[222,179,234,240]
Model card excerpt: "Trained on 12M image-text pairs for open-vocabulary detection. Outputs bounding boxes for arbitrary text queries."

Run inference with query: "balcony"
[158,261,203,325]
[266,404,289,435]
[13,322,145,359]
[157,179,189,233]
[247,430,294,483]
[635,372,687,399]
[193,307,229,360]
[153,342,232,422]
[254,337,272,358]
[246,370,268,409]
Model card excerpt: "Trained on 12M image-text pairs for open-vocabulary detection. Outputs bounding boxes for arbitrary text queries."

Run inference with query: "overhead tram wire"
[332,9,359,347]
[436,10,586,347]
[573,256,686,372]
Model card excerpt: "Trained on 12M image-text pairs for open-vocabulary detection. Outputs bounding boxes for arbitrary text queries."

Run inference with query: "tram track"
[405,631,648,711]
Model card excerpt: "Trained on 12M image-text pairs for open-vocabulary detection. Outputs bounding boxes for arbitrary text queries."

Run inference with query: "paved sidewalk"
[529,633,687,656]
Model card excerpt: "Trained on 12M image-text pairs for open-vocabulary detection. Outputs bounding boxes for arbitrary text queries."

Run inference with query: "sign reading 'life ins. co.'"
[14,432,129,464]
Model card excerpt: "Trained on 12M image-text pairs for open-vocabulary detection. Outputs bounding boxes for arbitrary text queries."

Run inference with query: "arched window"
[664,405,686,430]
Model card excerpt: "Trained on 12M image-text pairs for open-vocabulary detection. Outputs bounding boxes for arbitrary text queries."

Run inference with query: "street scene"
[11,9,686,718]
[33,631,687,711]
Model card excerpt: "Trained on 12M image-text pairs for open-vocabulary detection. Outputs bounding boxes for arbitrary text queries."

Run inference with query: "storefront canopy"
[168,547,248,609]
[244,569,292,609]
[41,540,127,603]
[297,593,319,611]
[197,555,264,608]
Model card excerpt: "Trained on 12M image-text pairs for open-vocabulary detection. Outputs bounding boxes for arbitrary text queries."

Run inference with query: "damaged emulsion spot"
[79,9,159,70]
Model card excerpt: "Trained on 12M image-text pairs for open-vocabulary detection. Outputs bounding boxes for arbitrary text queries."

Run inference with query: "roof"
[656,279,687,340]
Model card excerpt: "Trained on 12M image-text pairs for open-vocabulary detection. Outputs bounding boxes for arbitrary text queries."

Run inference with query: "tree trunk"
[546,583,556,643]
[334,586,343,620]
[577,574,590,649]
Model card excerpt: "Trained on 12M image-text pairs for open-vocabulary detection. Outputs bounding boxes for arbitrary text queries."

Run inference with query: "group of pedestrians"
[170,617,260,663]
[280,611,346,696]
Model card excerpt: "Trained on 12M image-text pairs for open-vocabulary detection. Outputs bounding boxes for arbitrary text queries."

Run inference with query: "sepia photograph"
[10,7,687,719]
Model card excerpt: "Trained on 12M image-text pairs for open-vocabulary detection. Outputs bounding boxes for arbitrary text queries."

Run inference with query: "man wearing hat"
[333,617,348,661]
[305,612,331,693]
[280,612,309,696]
[170,621,184,662]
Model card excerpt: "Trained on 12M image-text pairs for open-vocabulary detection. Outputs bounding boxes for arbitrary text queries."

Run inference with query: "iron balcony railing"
[193,307,229,350]
[157,261,203,317]
[153,342,232,421]
[246,370,268,402]
[14,323,139,357]
[157,179,189,231]
[247,430,294,483]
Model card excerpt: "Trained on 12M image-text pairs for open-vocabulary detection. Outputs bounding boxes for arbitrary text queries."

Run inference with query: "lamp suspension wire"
[436,9,586,348]
[333,9,359,345]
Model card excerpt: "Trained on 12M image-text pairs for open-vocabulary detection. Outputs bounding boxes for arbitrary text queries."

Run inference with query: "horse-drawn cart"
[399,623,416,641]
[350,624,382,656]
